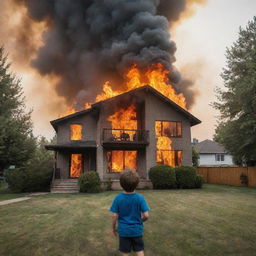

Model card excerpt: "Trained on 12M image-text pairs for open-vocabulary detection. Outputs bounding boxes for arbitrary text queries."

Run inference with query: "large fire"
[107,105,138,172]
[155,121,177,167]
[59,63,187,118]
[92,63,186,109]
[62,63,186,171]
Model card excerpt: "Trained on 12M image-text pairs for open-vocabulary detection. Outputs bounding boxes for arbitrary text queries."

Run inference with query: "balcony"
[102,128,149,149]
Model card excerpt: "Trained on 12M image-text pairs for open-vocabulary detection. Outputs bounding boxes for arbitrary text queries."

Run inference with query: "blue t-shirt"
[109,193,150,237]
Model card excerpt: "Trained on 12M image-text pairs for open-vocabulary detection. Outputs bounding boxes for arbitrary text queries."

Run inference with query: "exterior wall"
[57,113,97,144]
[54,90,195,181]
[144,92,192,175]
[96,102,147,180]
[57,152,70,179]
[56,151,96,179]
[199,153,235,166]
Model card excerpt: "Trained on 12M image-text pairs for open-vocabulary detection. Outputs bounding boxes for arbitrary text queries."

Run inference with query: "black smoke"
[13,0,200,108]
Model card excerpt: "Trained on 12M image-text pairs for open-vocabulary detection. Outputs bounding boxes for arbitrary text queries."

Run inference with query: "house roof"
[194,139,227,154]
[45,141,97,151]
[50,85,201,130]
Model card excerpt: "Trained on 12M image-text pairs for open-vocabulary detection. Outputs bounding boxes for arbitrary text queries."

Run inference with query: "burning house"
[8,0,205,191]
[46,80,201,191]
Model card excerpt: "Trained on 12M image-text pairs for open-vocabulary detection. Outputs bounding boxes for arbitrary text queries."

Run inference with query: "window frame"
[156,150,183,167]
[70,123,83,141]
[106,150,138,173]
[155,120,182,138]
[215,154,225,162]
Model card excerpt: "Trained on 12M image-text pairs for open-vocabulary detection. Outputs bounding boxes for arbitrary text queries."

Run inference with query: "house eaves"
[50,85,201,131]
[194,139,227,154]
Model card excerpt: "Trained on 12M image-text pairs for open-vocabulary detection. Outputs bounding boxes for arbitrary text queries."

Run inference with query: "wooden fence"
[197,167,256,187]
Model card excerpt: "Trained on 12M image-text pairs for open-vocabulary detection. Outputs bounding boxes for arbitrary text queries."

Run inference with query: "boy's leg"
[136,251,144,256]
[121,253,130,256]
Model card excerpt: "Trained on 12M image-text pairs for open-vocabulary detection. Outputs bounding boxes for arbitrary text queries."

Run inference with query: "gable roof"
[194,139,227,154]
[50,85,201,130]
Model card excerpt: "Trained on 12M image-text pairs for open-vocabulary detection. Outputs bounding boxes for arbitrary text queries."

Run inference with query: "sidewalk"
[0,192,49,206]
[0,197,31,206]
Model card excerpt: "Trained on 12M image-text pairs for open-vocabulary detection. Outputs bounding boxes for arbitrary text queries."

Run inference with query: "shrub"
[149,165,176,189]
[175,166,197,189]
[79,171,101,193]
[195,175,204,188]
[240,173,248,186]
[4,164,53,193]
[4,168,27,193]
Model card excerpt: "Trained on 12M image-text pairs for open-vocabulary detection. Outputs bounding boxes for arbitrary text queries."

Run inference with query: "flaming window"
[107,150,137,173]
[155,121,182,167]
[70,124,83,140]
[156,150,182,167]
[70,154,83,178]
[155,121,182,137]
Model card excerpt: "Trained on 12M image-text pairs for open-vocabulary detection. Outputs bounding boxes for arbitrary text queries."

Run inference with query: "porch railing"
[102,128,149,144]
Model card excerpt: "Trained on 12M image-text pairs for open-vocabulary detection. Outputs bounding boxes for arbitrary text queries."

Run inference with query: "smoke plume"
[3,0,206,109]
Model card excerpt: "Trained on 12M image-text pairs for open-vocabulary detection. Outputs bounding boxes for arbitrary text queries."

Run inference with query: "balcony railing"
[102,129,149,144]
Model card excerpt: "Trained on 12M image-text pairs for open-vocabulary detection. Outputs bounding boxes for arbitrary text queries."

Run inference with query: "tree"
[192,146,199,167]
[0,46,36,171]
[213,17,256,166]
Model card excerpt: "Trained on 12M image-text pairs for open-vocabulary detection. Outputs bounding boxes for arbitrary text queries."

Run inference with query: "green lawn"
[0,184,255,256]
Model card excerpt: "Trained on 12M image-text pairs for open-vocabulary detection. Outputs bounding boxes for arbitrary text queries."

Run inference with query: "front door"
[70,154,83,178]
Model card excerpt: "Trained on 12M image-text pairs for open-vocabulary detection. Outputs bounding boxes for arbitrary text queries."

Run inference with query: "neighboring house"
[194,139,235,166]
[45,85,201,190]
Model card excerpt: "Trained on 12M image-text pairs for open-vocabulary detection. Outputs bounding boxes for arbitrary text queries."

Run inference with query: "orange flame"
[70,124,82,140]
[70,154,82,178]
[60,62,187,118]
[155,121,174,166]
[109,151,137,173]
[107,105,138,172]
[93,63,187,109]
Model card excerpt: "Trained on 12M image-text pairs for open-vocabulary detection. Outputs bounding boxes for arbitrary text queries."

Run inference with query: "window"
[215,154,225,162]
[107,151,137,173]
[155,121,182,137]
[156,150,182,167]
[70,154,83,178]
[70,124,83,140]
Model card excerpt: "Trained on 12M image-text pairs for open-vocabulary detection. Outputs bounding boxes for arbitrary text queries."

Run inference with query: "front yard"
[0,184,255,256]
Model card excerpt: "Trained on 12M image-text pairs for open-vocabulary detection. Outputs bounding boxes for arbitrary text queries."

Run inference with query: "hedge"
[149,165,176,189]
[175,166,197,189]
[4,166,53,193]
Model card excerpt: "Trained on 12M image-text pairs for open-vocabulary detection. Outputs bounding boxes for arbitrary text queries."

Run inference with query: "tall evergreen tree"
[0,46,36,171]
[213,17,256,166]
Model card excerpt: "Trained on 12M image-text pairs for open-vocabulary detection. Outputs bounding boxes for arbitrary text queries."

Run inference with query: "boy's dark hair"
[120,169,140,192]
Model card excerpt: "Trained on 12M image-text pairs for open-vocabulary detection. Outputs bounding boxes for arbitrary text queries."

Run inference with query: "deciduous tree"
[213,17,256,166]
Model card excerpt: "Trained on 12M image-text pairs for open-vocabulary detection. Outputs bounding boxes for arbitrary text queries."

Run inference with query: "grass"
[0,184,256,256]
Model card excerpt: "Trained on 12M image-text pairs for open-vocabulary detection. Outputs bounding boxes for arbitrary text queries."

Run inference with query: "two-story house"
[46,85,201,191]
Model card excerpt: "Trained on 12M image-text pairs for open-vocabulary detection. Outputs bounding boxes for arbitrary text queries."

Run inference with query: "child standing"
[110,170,150,256]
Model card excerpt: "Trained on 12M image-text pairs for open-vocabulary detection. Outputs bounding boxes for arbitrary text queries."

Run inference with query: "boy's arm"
[141,211,149,222]
[112,213,118,236]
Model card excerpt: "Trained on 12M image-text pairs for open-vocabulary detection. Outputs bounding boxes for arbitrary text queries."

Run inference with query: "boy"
[110,170,150,256]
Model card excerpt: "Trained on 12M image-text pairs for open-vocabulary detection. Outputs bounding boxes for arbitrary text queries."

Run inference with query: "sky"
[2,0,256,141]
[174,0,256,141]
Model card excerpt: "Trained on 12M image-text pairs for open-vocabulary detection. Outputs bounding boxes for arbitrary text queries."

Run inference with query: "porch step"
[51,179,79,193]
